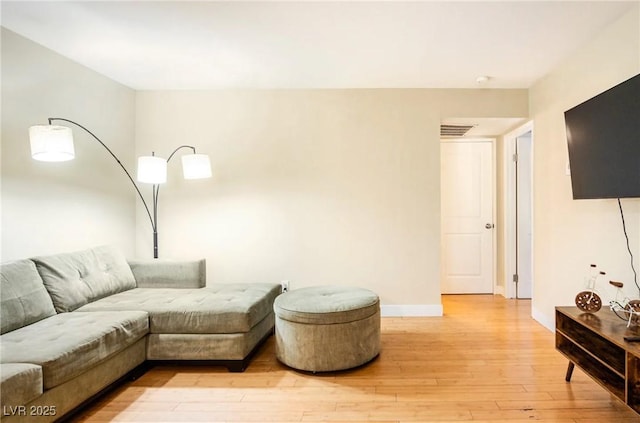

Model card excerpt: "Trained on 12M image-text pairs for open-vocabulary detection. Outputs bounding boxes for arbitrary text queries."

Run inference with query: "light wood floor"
[74,295,639,422]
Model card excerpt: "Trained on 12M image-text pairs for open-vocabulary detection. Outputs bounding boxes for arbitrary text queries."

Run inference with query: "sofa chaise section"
[77,282,281,367]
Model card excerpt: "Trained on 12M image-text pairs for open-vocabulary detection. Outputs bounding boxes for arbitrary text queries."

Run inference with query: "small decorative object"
[574,263,640,327]
[575,264,604,312]
[608,281,640,327]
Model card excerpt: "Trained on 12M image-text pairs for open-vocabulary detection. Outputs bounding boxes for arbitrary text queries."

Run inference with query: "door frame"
[440,137,497,294]
[502,121,534,299]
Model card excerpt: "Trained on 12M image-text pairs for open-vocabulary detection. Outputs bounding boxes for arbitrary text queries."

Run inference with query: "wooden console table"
[556,306,640,414]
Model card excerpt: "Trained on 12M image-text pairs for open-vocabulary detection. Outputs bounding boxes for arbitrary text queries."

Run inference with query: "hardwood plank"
[72,295,637,422]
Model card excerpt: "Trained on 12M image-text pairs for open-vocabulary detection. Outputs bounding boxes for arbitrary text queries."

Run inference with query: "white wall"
[135,89,528,314]
[1,29,137,260]
[530,5,640,329]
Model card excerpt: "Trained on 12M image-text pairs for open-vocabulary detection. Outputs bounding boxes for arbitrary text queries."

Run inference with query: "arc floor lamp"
[29,118,212,258]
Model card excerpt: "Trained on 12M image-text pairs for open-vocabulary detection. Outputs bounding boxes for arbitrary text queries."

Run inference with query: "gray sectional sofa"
[0,245,281,422]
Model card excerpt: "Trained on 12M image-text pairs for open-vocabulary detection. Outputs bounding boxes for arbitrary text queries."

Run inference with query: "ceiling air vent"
[440,124,475,137]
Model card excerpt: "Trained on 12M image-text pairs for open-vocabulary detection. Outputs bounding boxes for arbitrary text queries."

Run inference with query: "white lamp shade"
[182,154,212,179]
[29,125,75,162]
[137,156,167,184]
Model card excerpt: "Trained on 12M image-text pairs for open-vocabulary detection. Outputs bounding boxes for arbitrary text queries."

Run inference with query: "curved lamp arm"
[167,145,196,162]
[47,118,156,233]
[154,145,198,208]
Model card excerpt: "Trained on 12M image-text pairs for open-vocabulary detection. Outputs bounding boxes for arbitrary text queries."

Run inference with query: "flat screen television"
[565,73,640,199]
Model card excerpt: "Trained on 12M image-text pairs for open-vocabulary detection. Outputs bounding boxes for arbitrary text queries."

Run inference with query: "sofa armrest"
[128,259,206,289]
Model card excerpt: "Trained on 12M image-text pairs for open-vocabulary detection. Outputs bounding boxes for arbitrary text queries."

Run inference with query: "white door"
[516,132,533,298]
[441,140,494,294]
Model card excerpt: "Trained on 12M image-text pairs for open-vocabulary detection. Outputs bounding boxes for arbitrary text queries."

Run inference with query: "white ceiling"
[1,1,636,90]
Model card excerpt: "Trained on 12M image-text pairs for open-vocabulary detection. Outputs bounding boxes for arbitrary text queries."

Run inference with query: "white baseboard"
[532,306,554,332]
[380,304,443,317]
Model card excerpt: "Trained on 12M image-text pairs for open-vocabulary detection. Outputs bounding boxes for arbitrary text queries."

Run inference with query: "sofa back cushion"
[32,245,136,313]
[1,259,57,334]
[128,259,206,288]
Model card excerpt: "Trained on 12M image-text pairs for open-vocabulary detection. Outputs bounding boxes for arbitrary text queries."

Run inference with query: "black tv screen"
[565,73,640,199]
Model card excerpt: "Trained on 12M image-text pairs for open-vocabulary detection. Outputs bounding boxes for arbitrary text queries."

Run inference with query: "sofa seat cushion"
[0,311,148,389]
[0,363,43,408]
[1,259,56,334]
[76,283,281,334]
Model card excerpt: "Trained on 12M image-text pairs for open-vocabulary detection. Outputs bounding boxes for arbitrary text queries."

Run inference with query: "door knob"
[485,223,494,229]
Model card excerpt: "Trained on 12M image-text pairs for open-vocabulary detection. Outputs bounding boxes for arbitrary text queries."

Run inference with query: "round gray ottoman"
[274,286,381,372]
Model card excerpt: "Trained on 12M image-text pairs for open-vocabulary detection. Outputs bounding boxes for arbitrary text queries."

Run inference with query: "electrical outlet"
[281,280,289,293]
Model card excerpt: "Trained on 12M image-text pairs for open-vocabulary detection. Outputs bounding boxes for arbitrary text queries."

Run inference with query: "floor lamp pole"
[149,145,196,258]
